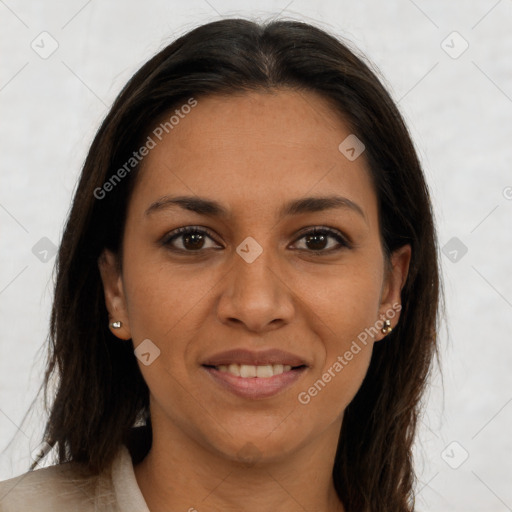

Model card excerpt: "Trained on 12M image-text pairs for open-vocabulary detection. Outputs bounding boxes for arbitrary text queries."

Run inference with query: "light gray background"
[1,1,511,511]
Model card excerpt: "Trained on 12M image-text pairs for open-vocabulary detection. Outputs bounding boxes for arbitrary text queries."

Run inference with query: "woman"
[0,17,441,512]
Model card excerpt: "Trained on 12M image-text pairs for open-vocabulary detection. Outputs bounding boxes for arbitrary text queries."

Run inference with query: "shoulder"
[0,460,117,512]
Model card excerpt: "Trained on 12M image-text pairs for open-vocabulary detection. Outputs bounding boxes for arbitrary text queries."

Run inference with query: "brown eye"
[181,232,206,250]
[293,227,350,253]
[162,226,350,255]
[162,227,221,252]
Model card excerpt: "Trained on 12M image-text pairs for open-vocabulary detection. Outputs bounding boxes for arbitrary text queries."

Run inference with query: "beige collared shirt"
[0,444,150,512]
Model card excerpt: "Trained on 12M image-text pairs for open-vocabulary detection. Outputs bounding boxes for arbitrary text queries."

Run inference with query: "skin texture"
[99,89,411,512]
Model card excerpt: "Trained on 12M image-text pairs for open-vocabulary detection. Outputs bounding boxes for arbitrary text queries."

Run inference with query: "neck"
[133,415,345,512]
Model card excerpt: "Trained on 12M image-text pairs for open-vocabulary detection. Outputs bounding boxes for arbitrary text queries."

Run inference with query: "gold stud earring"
[381,319,392,335]
[110,321,122,329]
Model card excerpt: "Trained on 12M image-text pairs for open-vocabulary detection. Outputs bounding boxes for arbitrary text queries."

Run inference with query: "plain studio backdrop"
[1,1,511,510]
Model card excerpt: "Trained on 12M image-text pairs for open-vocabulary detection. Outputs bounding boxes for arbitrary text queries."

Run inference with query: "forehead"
[130,89,377,224]
[158,89,352,158]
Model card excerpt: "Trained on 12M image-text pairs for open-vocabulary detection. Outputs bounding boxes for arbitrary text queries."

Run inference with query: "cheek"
[121,263,203,404]
[122,258,207,343]
[302,256,384,336]
[294,260,382,411]
[121,257,221,396]
[308,327,375,412]
[298,344,373,417]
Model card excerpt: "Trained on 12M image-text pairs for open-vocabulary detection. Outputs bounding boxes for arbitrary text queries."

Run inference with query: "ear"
[98,249,132,340]
[375,244,411,341]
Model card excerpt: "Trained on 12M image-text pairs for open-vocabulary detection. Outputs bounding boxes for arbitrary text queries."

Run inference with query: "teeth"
[228,363,240,376]
[256,365,273,378]
[240,364,256,378]
[215,364,295,378]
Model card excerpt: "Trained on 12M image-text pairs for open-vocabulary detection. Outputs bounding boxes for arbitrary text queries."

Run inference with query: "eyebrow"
[145,194,366,222]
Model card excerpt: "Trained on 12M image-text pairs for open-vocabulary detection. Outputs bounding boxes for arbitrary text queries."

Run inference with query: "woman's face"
[100,89,410,463]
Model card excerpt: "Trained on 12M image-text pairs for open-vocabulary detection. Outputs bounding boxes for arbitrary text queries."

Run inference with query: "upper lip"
[201,348,309,367]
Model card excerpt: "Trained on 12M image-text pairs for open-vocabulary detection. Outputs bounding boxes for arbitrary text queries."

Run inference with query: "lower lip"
[202,366,307,399]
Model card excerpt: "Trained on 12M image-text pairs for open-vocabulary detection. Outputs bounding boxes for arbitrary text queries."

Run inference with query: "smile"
[202,364,308,399]
[213,363,295,378]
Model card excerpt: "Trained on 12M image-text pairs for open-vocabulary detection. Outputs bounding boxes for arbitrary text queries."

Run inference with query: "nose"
[216,243,295,333]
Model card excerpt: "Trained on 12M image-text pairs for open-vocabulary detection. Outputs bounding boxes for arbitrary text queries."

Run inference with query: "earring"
[110,321,122,329]
[381,319,392,335]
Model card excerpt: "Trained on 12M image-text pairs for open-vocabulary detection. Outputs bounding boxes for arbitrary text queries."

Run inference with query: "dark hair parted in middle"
[35,18,440,512]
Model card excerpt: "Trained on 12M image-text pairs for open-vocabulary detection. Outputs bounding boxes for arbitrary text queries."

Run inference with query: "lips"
[201,348,309,368]
[202,365,308,399]
[200,348,310,399]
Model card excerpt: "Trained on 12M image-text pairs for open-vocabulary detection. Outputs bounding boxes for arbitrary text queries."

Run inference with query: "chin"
[206,424,307,466]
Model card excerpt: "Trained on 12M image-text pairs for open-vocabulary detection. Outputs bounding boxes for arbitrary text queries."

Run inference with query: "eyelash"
[161,226,351,254]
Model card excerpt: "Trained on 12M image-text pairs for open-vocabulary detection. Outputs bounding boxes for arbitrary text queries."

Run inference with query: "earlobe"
[98,249,132,340]
[376,244,412,341]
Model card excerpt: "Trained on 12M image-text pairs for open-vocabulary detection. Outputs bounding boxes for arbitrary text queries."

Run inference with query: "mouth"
[200,348,310,399]
[202,363,307,378]
[201,363,308,399]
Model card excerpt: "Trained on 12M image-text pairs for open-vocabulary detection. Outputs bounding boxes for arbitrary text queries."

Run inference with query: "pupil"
[306,234,326,250]
[182,233,329,251]
[184,233,204,250]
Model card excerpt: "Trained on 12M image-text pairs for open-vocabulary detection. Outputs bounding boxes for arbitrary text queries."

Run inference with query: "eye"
[291,227,350,253]
[161,226,222,252]
[161,225,350,254]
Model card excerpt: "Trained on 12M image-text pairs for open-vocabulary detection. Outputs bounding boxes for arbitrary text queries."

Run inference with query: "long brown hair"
[20,18,441,511]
